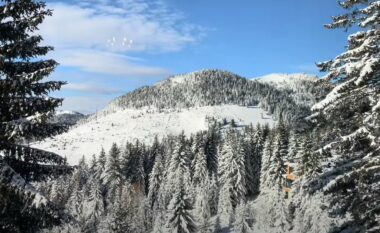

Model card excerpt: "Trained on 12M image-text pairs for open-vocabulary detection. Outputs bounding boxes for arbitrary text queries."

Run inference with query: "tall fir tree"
[166,175,197,233]
[218,130,246,208]
[105,143,122,204]
[308,1,380,231]
[297,134,318,176]
[233,202,252,233]
[0,0,71,229]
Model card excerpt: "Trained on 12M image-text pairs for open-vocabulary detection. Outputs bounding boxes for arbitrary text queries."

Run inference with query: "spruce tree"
[167,133,191,193]
[309,1,380,231]
[260,133,274,190]
[218,130,246,208]
[0,0,69,181]
[194,180,211,233]
[297,134,317,176]
[95,147,106,182]
[105,143,122,203]
[192,140,208,187]
[233,202,252,233]
[166,175,197,233]
[270,121,288,190]
[147,152,164,210]
[0,0,71,229]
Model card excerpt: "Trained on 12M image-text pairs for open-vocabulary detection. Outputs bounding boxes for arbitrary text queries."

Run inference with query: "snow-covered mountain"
[51,110,86,126]
[253,73,331,108]
[33,70,329,164]
[253,73,317,87]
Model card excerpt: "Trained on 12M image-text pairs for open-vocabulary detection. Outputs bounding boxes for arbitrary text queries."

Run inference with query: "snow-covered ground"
[253,73,317,88]
[33,105,274,164]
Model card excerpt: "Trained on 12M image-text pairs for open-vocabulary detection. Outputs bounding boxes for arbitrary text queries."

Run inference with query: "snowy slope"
[33,105,274,164]
[252,73,329,108]
[253,73,317,89]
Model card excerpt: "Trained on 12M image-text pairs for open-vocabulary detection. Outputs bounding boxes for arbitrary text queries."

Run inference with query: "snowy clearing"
[33,105,275,164]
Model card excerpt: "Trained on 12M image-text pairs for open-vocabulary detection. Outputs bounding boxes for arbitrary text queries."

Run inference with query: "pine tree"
[121,141,145,193]
[0,0,70,229]
[270,121,288,190]
[167,133,191,193]
[85,177,104,232]
[204,123,220,175]
[288,130,299,162]
[166,176,197,233]
[297,134,318,176]
[105,143,122,203]
[233,202,252,233]
[194,180,211,233]
[309,1,380,231]
[218,130,246,208]
[192,140,208,187]
[96,147,107,181]
[89,154,97,175]
[260,133,274,190]
[217,181,234,228]
[209,174,219,216]
[148,152,164,210]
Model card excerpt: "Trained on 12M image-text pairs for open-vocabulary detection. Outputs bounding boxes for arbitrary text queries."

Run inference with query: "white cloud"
[54,49,169,76]
[63,83,123,95]
[40,0,203,76]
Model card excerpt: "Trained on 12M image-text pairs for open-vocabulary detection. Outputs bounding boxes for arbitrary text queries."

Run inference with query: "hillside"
[34,105,274,164]
[33,70,329,164]
[103,70,330,124]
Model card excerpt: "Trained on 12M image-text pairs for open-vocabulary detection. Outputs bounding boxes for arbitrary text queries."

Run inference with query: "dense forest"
[0,0,379,233]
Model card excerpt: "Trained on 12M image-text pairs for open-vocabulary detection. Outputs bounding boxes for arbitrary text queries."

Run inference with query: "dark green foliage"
[0,0,71,231]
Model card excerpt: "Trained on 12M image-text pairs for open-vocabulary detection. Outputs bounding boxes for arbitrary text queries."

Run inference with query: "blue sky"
[41,0,349,113]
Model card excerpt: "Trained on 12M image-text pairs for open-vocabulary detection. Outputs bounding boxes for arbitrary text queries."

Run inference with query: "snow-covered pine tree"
[288,130,299,162]
[95,147,107,182]
[166,132,191,193]
[145,135,162,192]
[192,139,208,187]
[147,152,164,210]
[89,154,97,175]
[233,202,252,233]
[121,141,145,194]
[0,0,70,229]
[194,179,211,233]
[269,121,288,190]
[107,188,129,233]
[209,174,219,216]
[218,130,246,208]
[85,177,104,232]
[297,134,318,176]
[204,123,220,175]
[260,132,274,190]
[308,1,380,231]
[217,180,234,228]
[105,143,122,204]
[166,175,197,233]
[0,0,69,179]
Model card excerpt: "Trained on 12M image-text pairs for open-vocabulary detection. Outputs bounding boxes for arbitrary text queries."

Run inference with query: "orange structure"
[283,165,295,196]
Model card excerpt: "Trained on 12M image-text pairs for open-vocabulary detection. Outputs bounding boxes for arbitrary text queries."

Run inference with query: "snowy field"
[33,105,275,164]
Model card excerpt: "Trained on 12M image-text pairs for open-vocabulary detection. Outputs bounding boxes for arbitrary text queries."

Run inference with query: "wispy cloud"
[41,0,204,76]
[54,49,169,76]
[63,83,123,95]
